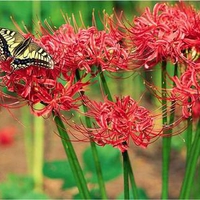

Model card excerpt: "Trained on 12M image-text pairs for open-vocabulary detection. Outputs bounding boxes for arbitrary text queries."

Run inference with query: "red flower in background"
[79,96,160,152]
[128,2,200,69]
[0,127,16,146]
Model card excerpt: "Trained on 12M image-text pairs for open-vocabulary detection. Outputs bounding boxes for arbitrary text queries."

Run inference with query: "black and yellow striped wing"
[0,28,54,70]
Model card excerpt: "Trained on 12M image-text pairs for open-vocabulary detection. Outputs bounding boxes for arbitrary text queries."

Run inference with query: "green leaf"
[83,145,122,183]
[0,174,48,199]
[43,160,76,189]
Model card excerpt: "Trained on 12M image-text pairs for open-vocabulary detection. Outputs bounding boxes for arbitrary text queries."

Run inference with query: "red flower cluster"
[171,64,200,119]
[128,2,200,69]
[0,31,88,116]
[80,96,160,152]
[0,17,130,118]
[40,24,129,80]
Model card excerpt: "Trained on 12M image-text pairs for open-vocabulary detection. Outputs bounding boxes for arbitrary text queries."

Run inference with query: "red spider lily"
[29,79,88,116]
[0,55,88,117]
[40,23,129,80]
[78,96,160,152]
[128,2,200,69]
[171,65,200,119]
[1,66,88,116]
[0,24,91,116]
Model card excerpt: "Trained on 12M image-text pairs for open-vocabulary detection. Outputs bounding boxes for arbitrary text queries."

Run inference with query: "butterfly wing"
[11,41,54,70]
[0,28,25,60]
[0,28,54,70]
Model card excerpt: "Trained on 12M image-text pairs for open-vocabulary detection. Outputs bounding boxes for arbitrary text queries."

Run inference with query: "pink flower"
[79,96,160,152]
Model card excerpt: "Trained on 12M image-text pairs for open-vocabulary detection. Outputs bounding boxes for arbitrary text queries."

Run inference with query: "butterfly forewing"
[0,27,54,70]
[0,28,24,57]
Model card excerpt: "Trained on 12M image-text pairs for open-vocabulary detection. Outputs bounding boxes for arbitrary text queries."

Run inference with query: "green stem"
[90,141,108,199]
[122,151,129,199]
[75,70,107,199]
[186,118,193,160]
[179,120,200,199]
[33,105,44,192]
[161,63,177,198]
[161,60,170,199]
[53,112,90,199]
[127,154,138,199]
[83,106,107,199]
[99,71,113,101]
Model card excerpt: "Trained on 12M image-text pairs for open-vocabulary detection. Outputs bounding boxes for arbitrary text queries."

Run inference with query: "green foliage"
[0,174,48,199]
[117,188,149,199]
[171,136,185,151]
[83,145,123,183]
[43,160,76,189]
[0,2,32,29]
[43,145,122,198]
[43,160,104,198]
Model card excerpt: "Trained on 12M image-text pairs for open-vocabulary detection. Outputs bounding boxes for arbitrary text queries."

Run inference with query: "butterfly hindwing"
[0,27,54,70]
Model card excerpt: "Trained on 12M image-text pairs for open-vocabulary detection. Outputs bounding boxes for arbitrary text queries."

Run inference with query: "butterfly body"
[0,28,54,70]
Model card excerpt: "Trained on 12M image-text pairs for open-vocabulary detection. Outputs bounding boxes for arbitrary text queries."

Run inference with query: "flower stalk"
[179,120,200,199]
[161,63,178,198]
[75,70,108,199]
[53,112,90,199]
[99,71,113,102]
[161,60,170,199]
[128,154,139,199]
[186,118,193,160]
[122,150,129,199]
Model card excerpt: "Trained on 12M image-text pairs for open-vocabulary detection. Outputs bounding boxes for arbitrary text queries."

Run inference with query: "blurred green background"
[0,1,199,32]
[0,1,167,30]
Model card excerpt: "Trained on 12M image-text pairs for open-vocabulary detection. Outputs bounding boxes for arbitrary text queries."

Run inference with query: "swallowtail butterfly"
[0,28,54,70]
